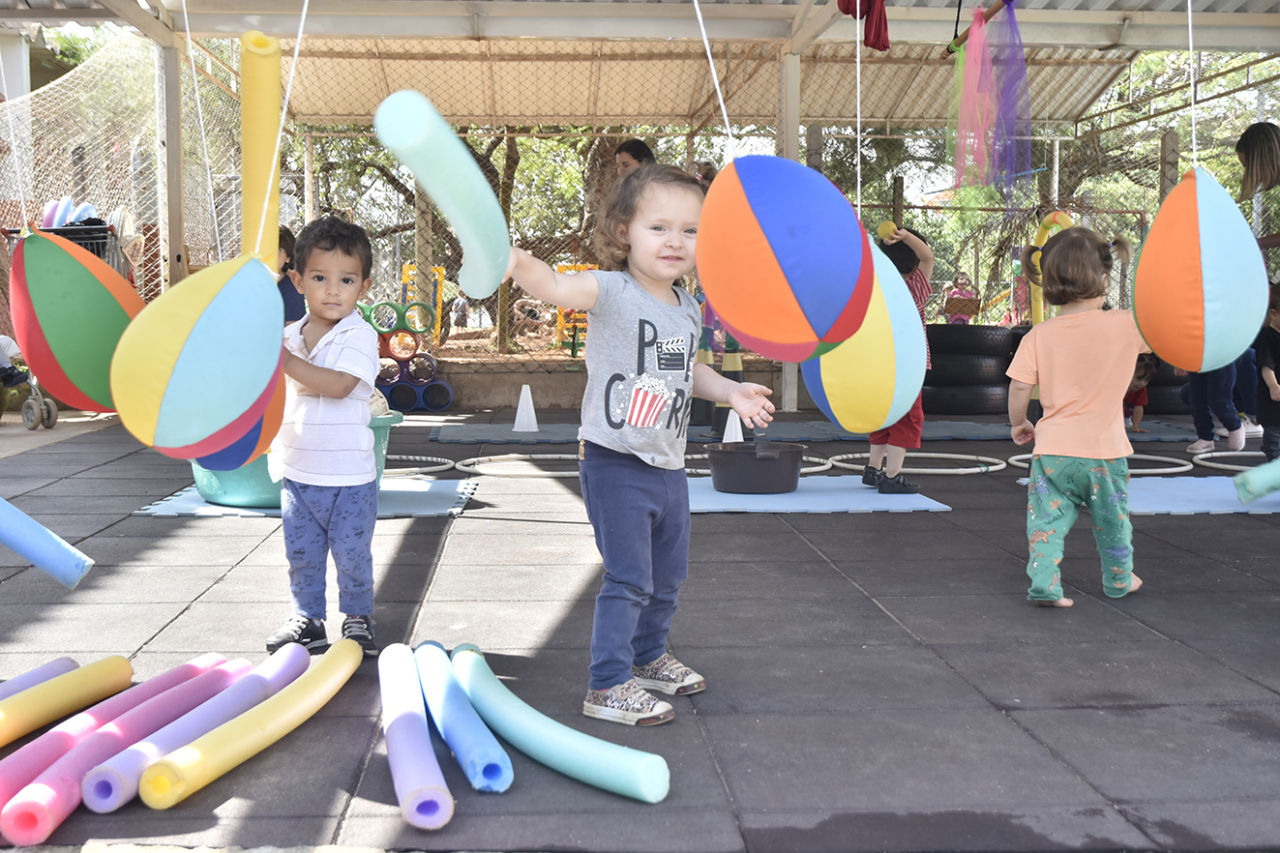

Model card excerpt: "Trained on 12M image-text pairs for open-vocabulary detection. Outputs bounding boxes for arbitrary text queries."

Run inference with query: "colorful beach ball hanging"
[801,242,927,433]
[695,155,874,363]
[1134,167,1269,372]
[109,255,284,460]
[8,230,145,412]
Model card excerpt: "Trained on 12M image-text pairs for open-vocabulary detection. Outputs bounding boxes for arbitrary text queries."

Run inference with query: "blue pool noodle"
[413,641,512,793]
[0,497,94,588]
[450,644,669,804]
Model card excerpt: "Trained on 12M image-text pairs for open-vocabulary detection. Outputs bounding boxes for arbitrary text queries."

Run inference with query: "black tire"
[922,384,1008,416]
[1149,358,1186,388]
[926,324,1015,356]
[1145,383,1190,415]
[925,354,1011,386]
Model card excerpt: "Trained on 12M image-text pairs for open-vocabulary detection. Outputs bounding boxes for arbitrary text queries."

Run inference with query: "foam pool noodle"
[378,644,454,829]
[0,659,78,703]
[0,498,94,589]
[413,641,512,793]
[0,657,131,754]
[1234,456,1280,504]
[450,644,669,804]
[374,90,510,300]
[82,644,310,814]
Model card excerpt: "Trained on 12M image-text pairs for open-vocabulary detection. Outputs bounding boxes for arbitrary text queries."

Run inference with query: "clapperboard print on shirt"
[617,331,693,430]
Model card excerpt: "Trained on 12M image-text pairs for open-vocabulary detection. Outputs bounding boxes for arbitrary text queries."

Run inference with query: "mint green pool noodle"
[1234,455,1280,503]
[374,90,509,300]
[449,644,669,804]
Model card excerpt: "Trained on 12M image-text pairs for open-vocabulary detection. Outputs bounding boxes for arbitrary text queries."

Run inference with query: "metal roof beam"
[95,0,176,46]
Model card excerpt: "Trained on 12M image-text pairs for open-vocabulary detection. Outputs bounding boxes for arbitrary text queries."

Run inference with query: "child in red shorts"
[1123,355,1157,433]
[862,226,935,494]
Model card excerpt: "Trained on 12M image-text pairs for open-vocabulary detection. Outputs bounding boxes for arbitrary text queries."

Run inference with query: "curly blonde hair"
[593,164,704,271]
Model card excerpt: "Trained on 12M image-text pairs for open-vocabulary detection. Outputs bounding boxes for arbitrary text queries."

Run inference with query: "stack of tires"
[922,325,1016,416]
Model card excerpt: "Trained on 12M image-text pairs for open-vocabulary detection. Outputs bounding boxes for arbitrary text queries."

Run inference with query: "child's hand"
[1130,426,1149,433]
[728,383,775,429]
[1011,420,1035,445]
[882,228,908,245]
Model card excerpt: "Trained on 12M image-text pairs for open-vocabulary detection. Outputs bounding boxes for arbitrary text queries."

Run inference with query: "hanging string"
[856,0,862,217]
[0,61,30,228]
[255,0,311,256]
[1186,0,1198,166]
[180,0,223,260]
[953,0,965,44]
[691,0,737,159]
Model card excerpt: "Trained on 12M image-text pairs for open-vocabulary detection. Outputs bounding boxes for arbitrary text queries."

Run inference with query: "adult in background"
[615,138,655,178]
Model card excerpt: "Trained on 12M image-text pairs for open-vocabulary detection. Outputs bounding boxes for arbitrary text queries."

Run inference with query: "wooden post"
[1159,130,1180,201]
[892,176,904,229]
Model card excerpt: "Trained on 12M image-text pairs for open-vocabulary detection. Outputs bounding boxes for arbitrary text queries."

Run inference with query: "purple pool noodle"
[378,644,453,828]
[1,659,251,845]
[0,653,224,811]
[0,659,79,703]
[80,644,310,814]
[414,641,512,792]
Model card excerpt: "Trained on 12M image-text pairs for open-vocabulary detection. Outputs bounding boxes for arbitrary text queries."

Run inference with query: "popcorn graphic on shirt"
[626,374,671,428]
[656,336,688,372]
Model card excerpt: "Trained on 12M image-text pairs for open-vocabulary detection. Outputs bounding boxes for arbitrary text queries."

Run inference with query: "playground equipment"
[82,645,310,814]
[0,497,95,588]
[697,155,872,362]
[139,640,362,809]
[375,90,510,300]
[377,644,454,829]
[451,644,669,804]
[363,300,448,413]
[0,658,248,846]
[413,642,512,793]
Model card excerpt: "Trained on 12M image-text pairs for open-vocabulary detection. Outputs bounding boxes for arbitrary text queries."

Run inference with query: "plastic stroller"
[20,373,57,430]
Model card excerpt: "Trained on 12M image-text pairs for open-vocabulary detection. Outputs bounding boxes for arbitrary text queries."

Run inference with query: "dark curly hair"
[293,215,373,280]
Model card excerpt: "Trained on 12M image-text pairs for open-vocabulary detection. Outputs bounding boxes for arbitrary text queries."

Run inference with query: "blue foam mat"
[688,475,950,513]
[1127,475,1280,515]
[134,478,476,518]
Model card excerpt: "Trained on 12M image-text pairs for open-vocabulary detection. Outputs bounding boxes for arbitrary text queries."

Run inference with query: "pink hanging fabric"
[954,8,996,187]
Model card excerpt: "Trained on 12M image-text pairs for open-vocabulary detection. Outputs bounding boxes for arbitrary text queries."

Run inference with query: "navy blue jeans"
[282,478,377,620]
[579,441,691,690]
[1234,347,1258,420]
[1186,365,1240,441]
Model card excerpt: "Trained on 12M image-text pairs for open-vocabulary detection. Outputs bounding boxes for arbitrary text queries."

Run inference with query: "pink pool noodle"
[0,653,224,811]
[80,644,309,814]
[0,659,79,702]
[0,658,251,846]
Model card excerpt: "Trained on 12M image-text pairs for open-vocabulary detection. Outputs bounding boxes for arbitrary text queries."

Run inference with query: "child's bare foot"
[1035,597,1074,608]
[1124,573,1143,595]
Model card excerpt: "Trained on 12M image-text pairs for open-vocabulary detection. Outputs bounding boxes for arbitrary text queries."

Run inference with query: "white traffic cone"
[513,384,539,432]
[723,410,744,443]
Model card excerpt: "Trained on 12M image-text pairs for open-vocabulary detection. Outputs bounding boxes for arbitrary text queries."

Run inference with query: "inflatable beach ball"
[110,254,284,459]
[1134,167,1269,372]
[8,230,145,412]
[801,242,927,433]
[696,155,873,363]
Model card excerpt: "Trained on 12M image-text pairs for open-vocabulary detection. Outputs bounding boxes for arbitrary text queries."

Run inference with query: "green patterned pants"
[1026,455,1134,602]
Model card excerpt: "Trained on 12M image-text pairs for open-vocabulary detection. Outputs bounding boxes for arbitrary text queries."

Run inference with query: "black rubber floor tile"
[681,560,859,601]
[147,601,420,655]
[691,512,798,534]
[53,533,271,568]
[37,813,342,849]
[691,530,829,563]
[936,639,1278,710]
[427,561,601,601]
[676,592,910,647]
[688,644,988,714]
[368,532,444,564]
[440,530,602,565]
[30,476,194,497]
[0,562,224,605]
[1188,637,1280,693]
[1218,554,1280,584]
[0,602,186,654]
[412,598,595,651]
[102,515,282,537]
[800,528,1018,562]
[877,593,1159,645]
[369,515,452,535]
[738,805,1151,852]
[9,492,157,518]
[703,710,1105,812]
[832,558,1020,596]
[0,476,56,499]
[1117,590,1280,642]
[1012,704,1280,801]
[1119,799,1280,850]
[0,512,124,545]
[446,514,593,535]
[1058,555,1274,594]
[467,476,583,499]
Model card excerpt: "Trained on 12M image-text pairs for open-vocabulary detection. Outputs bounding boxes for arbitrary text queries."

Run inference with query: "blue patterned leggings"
[1026,455,1134,602]
[282,478,377,620]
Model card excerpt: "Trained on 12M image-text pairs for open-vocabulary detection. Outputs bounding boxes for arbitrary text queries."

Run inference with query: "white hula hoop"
[1192,450,1266,473]
[1007,453,1193,475]
[454,453,581,478]
[683,453,833,477]
[828,451,1007,475]
[384,454,456,475]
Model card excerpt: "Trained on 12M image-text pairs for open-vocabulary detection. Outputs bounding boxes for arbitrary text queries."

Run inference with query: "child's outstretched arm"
[506,247,599,312]
[1008,379,1035,445]
[283,353,360,399]
[1130,404,1148,432]
[1264,365,1280,402]
[692,363,775,429]
[887,228,935,283]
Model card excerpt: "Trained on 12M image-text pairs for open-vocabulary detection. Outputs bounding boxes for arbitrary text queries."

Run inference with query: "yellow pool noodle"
[0,656,132,749]
[240,31,282,265]
[138,640,361,809]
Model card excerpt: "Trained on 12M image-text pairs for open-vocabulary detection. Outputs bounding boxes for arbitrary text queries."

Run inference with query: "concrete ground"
[2,409,1280,853]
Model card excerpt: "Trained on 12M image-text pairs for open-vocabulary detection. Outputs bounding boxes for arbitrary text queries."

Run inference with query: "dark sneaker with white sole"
[342,614,379,658]
[266,614,328,654]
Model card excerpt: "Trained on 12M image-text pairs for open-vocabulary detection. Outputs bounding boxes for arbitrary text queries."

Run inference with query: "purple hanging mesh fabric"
[988,0,1032,200]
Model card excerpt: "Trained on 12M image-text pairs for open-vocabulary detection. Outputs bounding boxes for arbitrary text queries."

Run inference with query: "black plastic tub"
[705,441,804,494]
